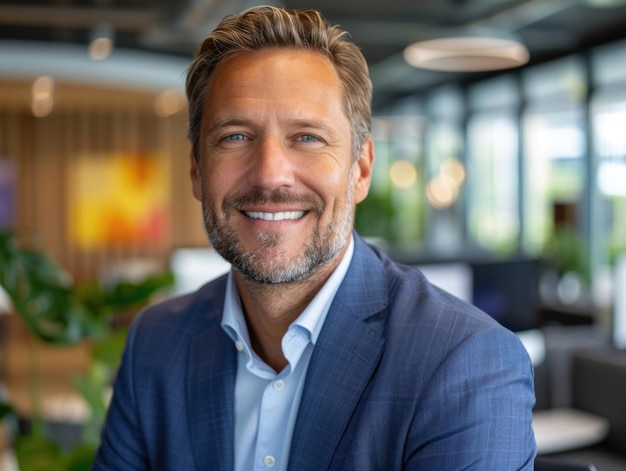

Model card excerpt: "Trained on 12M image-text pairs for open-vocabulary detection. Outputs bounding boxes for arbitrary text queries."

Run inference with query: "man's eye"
[224,133,247,142]
[296,135,321,143]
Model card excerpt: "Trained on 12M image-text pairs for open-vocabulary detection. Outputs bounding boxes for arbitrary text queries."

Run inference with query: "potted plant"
[0,231,173,470]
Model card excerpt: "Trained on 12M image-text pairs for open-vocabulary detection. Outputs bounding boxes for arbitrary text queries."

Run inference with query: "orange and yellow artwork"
[68,152,170,249]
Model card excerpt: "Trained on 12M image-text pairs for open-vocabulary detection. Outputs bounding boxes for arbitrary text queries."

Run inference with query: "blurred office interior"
[1,0,626,470]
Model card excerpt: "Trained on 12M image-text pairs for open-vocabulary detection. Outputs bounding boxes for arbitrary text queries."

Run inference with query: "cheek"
[200,161,238,199]
[315,171,354,214]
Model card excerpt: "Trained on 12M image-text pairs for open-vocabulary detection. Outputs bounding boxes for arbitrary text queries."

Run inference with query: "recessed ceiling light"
[89,23,115,61]
[404,36,530,72]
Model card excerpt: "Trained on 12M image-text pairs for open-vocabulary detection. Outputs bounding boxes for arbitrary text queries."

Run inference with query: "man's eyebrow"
[204,117,249,134]
[290,119,326,128]
[205,118,338,135]
[289,119,338,136]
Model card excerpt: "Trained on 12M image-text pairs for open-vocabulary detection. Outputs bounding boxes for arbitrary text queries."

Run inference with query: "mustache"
[222,188,324,214]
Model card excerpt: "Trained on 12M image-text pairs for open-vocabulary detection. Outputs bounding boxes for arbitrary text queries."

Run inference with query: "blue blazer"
[93,235,536,470]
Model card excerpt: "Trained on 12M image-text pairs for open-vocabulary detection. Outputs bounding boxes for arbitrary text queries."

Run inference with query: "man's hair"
[185,6,372,162]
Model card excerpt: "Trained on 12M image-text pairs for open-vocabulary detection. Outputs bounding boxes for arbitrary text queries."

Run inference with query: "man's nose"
[246,137,296,190]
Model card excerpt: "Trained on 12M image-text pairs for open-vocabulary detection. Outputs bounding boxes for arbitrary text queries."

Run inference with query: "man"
[93,6,536,470]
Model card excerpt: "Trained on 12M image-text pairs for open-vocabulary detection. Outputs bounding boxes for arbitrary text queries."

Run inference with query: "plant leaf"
[0,400,14,419]
[14,435,68,471]
[66,445,97,471]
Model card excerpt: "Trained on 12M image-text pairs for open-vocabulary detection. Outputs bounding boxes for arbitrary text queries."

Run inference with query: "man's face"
[190,48,372,284]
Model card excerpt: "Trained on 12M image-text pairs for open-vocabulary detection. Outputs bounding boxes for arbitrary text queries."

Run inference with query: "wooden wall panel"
[0,80,208,283]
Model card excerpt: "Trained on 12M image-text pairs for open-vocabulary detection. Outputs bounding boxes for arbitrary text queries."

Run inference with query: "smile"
[244,211,306,221]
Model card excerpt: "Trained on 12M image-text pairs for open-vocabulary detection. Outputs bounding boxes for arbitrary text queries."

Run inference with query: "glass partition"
[356,111,427,246]
[522,105,586,255]
[467,111,520,254]
[591,39,626,294]
[521,55,587,279]
[592,91,626,270]
[466,75,521,254]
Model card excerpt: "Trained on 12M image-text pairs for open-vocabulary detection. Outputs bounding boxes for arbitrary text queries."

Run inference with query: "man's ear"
[353,137,374,205]
[189,151,203,201]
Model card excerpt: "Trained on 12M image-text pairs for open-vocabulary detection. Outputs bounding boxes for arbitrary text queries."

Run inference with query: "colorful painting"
[68,152,170,249]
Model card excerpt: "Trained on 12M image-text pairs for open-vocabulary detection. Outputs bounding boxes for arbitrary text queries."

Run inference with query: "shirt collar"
[221,235,355,351]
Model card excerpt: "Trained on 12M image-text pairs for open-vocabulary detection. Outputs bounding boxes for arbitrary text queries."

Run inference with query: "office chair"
[534,456,597,471]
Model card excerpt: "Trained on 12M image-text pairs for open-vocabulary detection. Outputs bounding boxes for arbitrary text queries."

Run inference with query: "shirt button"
[273,380,284,390]
[234,340,244,352]
[263,455,276,467]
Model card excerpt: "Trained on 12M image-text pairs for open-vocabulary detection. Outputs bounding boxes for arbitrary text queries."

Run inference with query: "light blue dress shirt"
[221,237,354,471]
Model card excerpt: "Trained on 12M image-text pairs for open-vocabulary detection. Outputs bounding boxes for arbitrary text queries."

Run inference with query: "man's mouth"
[243,210,306,221]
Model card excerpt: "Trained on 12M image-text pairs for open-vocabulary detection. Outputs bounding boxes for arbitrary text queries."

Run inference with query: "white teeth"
[244,211,305,221]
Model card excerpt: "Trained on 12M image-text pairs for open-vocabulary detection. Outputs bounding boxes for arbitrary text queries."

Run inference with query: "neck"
[233,247,345,372]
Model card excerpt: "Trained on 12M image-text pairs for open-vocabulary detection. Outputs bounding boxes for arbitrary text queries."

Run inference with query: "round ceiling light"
[403,36,530,72]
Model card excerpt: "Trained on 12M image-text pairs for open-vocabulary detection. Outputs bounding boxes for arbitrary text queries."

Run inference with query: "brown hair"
[185,6,372,162]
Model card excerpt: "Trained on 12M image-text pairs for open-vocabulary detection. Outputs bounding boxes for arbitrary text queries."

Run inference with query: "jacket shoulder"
[131,274,228,335]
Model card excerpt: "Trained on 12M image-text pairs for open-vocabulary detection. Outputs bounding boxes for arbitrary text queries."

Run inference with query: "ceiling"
[1,0,626,109]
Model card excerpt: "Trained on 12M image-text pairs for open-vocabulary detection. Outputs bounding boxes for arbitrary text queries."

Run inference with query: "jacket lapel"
[288,236,388,470]
[185,277,237,471]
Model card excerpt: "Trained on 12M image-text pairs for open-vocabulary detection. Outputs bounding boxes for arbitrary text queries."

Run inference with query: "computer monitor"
[169,247,231,297]
[471,258,541,332]
[415,263,472,303]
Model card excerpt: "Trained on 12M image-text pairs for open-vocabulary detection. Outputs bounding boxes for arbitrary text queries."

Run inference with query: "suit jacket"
[93,234,536,470]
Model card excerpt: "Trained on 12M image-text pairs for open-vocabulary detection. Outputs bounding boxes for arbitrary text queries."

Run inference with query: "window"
[467,112,519,253]
[521,56,587,263]
[466,76,521,254]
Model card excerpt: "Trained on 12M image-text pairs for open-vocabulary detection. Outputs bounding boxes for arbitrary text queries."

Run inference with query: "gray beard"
[200,177,355,284]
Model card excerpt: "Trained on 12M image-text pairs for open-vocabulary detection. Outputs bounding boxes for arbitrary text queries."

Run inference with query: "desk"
[533,408,609,455]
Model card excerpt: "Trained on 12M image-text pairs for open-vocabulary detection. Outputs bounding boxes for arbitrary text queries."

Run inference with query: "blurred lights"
[389,160,418,189]
[440,158,465,186]
[557,271,584,305]
[89,37,114,61]
[386,157,467,210]
[153,89,186,117]
[31,75,55,118]
[89,23,114,61]
[426,175,458,209]
[425,158,466,210]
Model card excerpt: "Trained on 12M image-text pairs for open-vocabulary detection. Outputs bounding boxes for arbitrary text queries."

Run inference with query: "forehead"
[203,48,345,114]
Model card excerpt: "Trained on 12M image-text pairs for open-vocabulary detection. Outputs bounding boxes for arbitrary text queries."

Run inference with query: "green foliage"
[0,231,174,470]
[14,436,68,471]
[542,227,590,284]
[71,361,112,447]
[75,271,174,320]
[65,446,98,471]
[14,437,95,471]
[0,232,105,344]
[355,191,394,240]
[0,400,14,419]
[89,329,129,369]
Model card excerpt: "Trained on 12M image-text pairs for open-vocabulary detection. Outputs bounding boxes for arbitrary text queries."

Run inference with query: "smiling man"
[93,6,536,471]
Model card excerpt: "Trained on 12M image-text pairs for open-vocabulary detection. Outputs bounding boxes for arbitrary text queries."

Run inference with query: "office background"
[1,1,626,470]
[2,0,625,328]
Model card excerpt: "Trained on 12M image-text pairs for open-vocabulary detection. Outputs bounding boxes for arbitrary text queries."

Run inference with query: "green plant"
[542,227,590,285]
[0,231,173,471]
